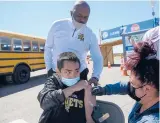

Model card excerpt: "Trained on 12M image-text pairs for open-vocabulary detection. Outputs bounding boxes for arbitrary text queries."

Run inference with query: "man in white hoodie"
[44,0,103,85]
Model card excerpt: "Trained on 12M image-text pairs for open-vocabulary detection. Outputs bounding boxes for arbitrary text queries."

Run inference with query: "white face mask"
[72,16,85,30]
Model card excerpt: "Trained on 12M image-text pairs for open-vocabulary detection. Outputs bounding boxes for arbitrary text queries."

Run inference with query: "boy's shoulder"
[45,73,63,89]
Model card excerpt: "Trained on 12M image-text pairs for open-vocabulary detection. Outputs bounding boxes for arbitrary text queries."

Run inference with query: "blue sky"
[0,1,159,53]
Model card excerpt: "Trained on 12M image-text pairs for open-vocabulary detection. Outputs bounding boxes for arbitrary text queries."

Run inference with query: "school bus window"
[32,41,39,51]
[13,39,22,51]
[40,43,45,52]
[0,37,11,51]
[23,40,31,51]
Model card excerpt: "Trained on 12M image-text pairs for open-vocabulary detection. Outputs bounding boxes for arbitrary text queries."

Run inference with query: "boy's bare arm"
[84,85,96,123]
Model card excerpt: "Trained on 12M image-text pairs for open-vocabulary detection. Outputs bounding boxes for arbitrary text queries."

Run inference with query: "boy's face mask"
[62,76,80,86]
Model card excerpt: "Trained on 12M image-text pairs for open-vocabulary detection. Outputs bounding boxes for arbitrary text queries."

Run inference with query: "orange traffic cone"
[108,61,111,68]
[120,56,124,71]
[120,64,123,71]
[122,67,128,76]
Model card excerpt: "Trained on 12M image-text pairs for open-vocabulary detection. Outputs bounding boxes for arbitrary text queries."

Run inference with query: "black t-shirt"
[55,89,86,123]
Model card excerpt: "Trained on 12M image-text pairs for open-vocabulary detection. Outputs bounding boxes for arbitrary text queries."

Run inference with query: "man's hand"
[88,77,99,86]
[91,86,106,96]
[73,80,88,92]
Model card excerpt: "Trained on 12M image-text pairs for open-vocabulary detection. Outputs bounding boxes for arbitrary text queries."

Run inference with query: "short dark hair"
[57,52,80,71]
[126,42,159,93]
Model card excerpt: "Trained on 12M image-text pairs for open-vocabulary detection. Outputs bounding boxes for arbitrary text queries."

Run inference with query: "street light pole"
[150,0,156,27]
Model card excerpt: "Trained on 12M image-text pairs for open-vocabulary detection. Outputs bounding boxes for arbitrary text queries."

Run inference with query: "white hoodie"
[44,18,103,79]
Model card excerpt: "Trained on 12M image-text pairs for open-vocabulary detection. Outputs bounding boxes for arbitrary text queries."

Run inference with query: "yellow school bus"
[0,30,45,84]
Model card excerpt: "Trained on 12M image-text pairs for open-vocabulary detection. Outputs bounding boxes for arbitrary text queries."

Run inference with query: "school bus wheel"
[12,65,30,84]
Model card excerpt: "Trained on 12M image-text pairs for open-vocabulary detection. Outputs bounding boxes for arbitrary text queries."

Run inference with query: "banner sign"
[101,18,159,41]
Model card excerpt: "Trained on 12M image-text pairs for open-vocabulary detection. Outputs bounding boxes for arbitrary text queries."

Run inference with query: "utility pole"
[150,0,156,27]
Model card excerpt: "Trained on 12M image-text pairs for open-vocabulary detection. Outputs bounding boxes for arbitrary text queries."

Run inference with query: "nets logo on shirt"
[65,94,84,112]
[78,33,84,41]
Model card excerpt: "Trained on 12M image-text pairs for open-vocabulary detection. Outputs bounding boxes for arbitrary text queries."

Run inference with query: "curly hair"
[125,42,159,91]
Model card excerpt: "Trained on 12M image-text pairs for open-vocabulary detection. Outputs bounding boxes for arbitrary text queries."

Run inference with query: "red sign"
[131,24,140,32]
